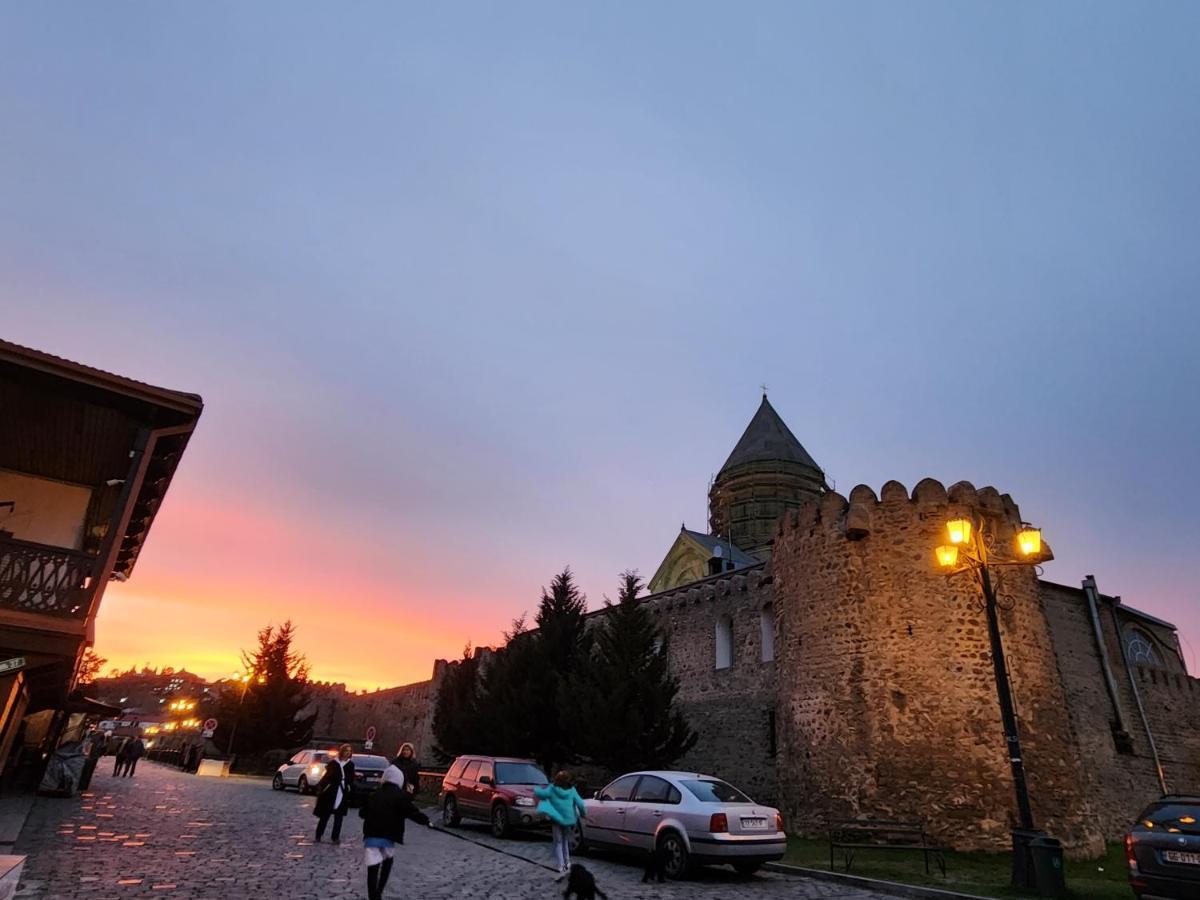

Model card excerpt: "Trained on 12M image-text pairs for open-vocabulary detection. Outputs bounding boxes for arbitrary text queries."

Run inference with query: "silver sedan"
[573,770,786,879]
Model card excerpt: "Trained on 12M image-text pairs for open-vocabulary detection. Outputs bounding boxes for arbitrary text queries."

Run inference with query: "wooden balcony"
[0,534,94,621]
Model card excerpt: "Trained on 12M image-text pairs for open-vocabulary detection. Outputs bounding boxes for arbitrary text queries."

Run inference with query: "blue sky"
[2,2,1197,684]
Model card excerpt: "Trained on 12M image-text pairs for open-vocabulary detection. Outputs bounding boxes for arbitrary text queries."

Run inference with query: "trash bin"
[1011,828,1041,889]
[1029,834,1067,898]
[78,756,98,791]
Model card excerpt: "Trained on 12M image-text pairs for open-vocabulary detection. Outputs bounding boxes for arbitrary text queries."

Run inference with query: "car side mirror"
[479,775,493,786]
[594,792,603,801]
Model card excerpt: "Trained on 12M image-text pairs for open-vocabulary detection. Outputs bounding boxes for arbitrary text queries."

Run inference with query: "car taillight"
[709,813,728,833]
[776,813,785,833]
[1125,833,1137,872]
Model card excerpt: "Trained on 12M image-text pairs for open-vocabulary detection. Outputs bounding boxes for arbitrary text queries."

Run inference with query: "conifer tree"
[474,620,541,758]
[533,568,591,774]
[216,621,316,755]
[431,645,482,762]
[470,569,591,773]
[569,571,696,774]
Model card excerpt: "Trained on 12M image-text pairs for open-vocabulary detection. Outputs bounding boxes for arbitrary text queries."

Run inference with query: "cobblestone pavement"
[15,763,896,899]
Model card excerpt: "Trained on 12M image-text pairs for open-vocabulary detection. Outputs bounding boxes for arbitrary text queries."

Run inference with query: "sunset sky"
[2,3,1197,689]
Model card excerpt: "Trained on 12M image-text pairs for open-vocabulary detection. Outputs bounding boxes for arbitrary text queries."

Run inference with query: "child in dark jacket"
[358,765,432,900]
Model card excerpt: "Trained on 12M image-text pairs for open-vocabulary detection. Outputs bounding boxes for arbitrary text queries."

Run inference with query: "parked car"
[346,753,391,804]
[574,771,786,879]
[438,755,550,837]
[273,748,335,794]
[1126,794,1200,899]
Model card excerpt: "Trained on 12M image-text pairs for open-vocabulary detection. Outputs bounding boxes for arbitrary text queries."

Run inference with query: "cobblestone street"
[14,763,899,899]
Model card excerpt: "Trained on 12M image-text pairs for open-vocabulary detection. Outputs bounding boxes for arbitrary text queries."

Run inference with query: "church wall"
[772,479,1103,855]
[1038,581,1167,840]
[1132,666,1200,794]
[1042,577,1200,821]
[641,566,779,805]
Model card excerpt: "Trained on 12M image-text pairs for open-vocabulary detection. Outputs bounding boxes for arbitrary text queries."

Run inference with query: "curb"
[422,811,996,897]
[764,862,997,900]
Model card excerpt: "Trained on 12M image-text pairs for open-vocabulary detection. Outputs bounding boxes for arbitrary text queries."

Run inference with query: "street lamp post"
[936,516,1050,888]
[224,671,260,759]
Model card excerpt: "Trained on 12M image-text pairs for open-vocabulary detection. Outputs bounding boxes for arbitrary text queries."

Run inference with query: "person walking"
[359,764,432,900]
[314,744,355,843]
[112,738,129,777]
[390,742,420,844]
[534,770,587,876]
[124,737,146,777]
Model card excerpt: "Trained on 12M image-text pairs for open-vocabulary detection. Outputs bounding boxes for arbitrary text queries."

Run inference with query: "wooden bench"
[829,819,946,875]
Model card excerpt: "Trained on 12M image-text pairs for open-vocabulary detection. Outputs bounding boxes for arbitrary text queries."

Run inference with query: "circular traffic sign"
[203,718,218,732]
[365,725,377,741]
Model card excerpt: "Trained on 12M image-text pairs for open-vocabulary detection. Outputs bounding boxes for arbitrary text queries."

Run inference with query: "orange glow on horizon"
[93,489,513,692]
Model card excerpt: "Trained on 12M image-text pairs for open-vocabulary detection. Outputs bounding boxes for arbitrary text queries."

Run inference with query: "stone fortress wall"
[305,665,444,763]
[771,478,1102,854]
[314,473,1200,856]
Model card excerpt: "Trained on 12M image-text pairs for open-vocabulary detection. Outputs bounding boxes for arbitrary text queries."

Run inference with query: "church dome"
[708,396,826,557]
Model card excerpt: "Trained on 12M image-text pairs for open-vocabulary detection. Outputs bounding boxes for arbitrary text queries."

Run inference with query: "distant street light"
[936,513,1052,888]
[224,670,261,758]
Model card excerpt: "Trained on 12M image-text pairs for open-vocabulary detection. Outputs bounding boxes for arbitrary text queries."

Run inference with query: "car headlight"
[515,797,535,807]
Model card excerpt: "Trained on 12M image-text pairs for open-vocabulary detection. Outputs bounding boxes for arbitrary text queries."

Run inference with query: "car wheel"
[298,775,310,795]
[659,831,691,880]
[733,861,761,877]
[569,822,588,855]
[491,803,509,838]
[271,773,284,791]
[442,796,461,827]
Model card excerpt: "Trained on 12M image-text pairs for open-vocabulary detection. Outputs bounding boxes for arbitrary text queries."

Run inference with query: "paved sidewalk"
[15,762,896,899]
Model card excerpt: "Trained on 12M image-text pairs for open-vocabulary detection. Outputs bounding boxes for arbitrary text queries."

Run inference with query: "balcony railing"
[0,534,95,620]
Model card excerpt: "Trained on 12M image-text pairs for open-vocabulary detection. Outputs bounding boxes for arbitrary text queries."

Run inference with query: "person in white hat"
[358,764,433,900]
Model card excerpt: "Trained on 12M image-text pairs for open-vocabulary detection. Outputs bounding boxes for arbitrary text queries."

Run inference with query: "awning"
[65,694,122,716]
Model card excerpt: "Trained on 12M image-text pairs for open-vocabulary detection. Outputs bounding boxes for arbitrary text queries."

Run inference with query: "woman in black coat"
[390,742,421,843]
[359,765,431,900]
[392,742,420,797]
[313,744,355,843]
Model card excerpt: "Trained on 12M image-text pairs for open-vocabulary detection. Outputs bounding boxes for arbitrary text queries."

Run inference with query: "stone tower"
[708,396,826,557]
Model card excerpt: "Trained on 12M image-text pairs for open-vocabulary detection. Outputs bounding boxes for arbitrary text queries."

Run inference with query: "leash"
[418,809,559,873]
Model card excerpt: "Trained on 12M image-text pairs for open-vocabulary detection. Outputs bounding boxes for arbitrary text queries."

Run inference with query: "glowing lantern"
[946,519,973,545]
[1017,527,1042,557]
[936,545,959,568]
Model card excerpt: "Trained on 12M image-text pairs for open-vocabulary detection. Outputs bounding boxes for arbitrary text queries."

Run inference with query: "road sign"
[0,657,26,675]
[363,740,373,751]
[203,718,218,732]
[365,725,377,742]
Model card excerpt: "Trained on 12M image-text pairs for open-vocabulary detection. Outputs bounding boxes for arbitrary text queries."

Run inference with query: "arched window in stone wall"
[1124,627,1163,667]
[760,604,775,662]
[715,615,733,670]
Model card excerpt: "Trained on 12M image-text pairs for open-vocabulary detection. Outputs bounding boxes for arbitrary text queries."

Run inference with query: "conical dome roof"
[718,396,822,475]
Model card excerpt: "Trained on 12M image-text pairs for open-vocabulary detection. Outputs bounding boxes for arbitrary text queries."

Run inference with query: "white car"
[272,749,334,794]
[573,771,786,879]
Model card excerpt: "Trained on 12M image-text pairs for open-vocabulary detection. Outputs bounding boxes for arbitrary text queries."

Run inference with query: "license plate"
[1164,851,1200,865]
[740,817,768,830]
[365,772,380,780]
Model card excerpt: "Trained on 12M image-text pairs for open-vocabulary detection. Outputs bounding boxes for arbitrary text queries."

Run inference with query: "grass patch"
[780,838,1132,899]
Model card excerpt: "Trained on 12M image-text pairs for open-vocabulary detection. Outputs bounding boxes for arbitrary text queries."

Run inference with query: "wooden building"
[0,339,202,775]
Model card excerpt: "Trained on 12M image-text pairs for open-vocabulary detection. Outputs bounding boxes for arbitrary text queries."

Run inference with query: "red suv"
[439,755,550,837]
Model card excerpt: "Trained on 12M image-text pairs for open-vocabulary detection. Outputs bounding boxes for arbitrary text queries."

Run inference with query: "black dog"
[563,863,607,899]
[642,844,667,883]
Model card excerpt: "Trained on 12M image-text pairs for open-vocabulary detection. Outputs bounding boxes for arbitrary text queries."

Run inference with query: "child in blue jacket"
[534,770,588,874]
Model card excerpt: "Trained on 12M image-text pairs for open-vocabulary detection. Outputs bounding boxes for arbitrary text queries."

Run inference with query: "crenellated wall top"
[777,477,1028,543]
